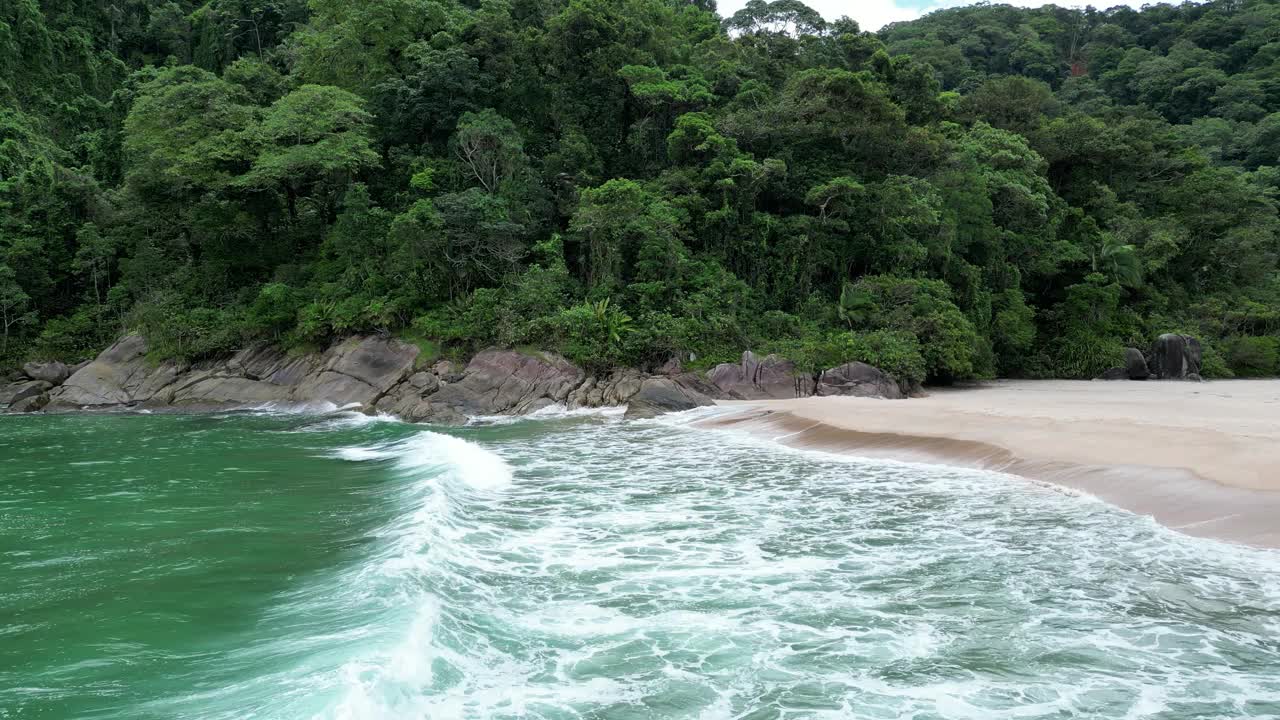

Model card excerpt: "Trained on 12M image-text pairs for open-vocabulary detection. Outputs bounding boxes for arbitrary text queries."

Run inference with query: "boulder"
[22,361,71,385]
[568,369,645,408]
[1094,367,1130,381]
[707,351,815,400]
[291,336,419,408]
[815,362,904,399]
[2,380,52,406]
[624,377,715,419]
[8,392,49,413]
[431,360,463,383]
[374,372,445,420]
[1150,334,1202,380]
[1124,347,1149,380]
[46,335,157,409]
[424,349,585,421]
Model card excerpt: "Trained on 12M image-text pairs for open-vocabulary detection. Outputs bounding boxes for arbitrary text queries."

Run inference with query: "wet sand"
[696,380,1280,548]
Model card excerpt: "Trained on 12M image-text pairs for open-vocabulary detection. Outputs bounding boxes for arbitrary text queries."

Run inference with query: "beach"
[699,379,1280,548]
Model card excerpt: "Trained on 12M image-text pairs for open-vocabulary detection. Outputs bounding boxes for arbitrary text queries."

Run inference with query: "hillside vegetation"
[3,0,1279,384]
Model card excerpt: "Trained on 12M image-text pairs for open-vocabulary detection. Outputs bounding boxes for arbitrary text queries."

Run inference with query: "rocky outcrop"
[22,361,71,385]
[45,335,420,413]
[1150,334,1202,381]
[18,334,906,421]
[3,380,52,406]
[623,377,715,419]
[417,349,585,420]
[1124,347,1150,380]
[708,351,815,400]
[816,361,904,399]
[45,335,156,408]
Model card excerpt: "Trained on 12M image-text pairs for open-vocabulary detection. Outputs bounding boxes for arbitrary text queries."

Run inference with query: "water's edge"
[694,406,1280,549]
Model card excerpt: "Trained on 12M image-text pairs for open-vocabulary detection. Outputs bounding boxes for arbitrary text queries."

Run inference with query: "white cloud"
[718,1,1152,32]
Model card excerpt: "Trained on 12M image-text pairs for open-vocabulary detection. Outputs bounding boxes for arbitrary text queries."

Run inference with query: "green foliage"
[2,0,1279,383]
[1223,335,1280,377]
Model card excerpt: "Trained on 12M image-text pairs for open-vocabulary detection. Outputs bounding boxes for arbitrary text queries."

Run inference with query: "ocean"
[1,408,1278,719]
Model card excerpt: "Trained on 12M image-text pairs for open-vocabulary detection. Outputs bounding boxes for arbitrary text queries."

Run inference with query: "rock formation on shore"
[1095,335,1202,382]
[2,337,908,421]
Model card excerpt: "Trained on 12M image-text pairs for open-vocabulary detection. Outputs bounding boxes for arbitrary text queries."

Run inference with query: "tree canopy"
[3,0,1279,381]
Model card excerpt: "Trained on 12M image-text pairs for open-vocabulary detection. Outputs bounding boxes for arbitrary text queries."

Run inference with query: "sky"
[716,1,1151,31]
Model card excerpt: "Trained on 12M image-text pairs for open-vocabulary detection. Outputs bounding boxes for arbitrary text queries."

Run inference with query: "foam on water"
[70,409,1270,720]
[277,414,1280,718]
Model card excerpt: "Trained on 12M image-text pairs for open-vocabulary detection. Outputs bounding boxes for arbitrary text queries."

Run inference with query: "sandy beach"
[698,379,1280,548]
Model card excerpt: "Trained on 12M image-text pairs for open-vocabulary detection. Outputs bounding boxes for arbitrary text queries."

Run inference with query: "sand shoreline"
[695,379,1280,549]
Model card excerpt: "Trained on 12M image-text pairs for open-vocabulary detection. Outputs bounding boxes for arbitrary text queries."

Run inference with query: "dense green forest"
[3,0,1280,385]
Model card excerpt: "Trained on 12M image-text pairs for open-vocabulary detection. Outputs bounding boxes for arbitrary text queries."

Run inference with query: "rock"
[374,372,444,421]
[1094,367,1130,381]
[424,349,585,422]
[22,361,71,385]
[8,392,49,413]
[568,369,645,408]
[46,335,155,409]
[656,356,683,376]
[1150,334,1202,380]
[2,380,52,406]
[708,351,814,400]
[815,362,904,399]
[291,336,419,408]
[1124,347,1149,380]
[431,360,463,383]
[623,377,714,419]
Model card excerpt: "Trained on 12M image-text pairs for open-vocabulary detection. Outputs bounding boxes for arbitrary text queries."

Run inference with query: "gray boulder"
[22,361,71,385]
[708,351,815,400]
[815,362,904,399]
[8,392,49,413]
[1094,367,1130,381]
[568,369,645,409]
[1150,334,1202,380]
[624,377,714,419]
[2,380,52,407]
[46,335,157,409]
[1124,347,1150,380]
[291,336,419,408]
[424,349,585,421]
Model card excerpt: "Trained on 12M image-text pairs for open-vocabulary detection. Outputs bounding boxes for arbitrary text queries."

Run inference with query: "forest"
[2,0,1280,386]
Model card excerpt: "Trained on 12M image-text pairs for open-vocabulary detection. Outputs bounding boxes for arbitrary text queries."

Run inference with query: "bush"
[32,306,118,362]
[774,329,927,390]
[1050,332,1125,379]
[1223,335,1280,377]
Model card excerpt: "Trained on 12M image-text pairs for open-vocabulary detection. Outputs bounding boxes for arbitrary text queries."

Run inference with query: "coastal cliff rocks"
[708,351,815,399]
[815,362,905,399]
[423,348,585,418]
[3,380,52,407]
[624,377,715,419]
[2,357,88,412]
[20,334,898,420]
[45,335,159,408]
[1151,334,1203,380]
[45,335,421,412]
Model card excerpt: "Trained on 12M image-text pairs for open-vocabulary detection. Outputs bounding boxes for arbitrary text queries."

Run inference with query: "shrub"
[1223,335,1280,377]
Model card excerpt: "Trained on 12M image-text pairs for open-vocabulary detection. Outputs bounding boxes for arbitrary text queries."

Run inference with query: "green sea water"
[1,408,1279,719]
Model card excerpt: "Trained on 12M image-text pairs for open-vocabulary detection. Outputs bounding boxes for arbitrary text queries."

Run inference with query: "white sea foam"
[279,413,1280,719]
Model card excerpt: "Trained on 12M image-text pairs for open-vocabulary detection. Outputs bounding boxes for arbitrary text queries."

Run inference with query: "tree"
[239,84,380,221]
[452,110,526,195]
[0,265,33,353]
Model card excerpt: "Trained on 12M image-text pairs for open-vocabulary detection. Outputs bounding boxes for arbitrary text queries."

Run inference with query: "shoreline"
[694,380,1280,549]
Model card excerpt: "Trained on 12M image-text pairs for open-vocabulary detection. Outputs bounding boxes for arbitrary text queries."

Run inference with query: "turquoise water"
[1,408,1279,719]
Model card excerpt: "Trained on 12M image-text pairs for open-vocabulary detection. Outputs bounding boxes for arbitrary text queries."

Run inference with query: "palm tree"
[1092,235,1143,288]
